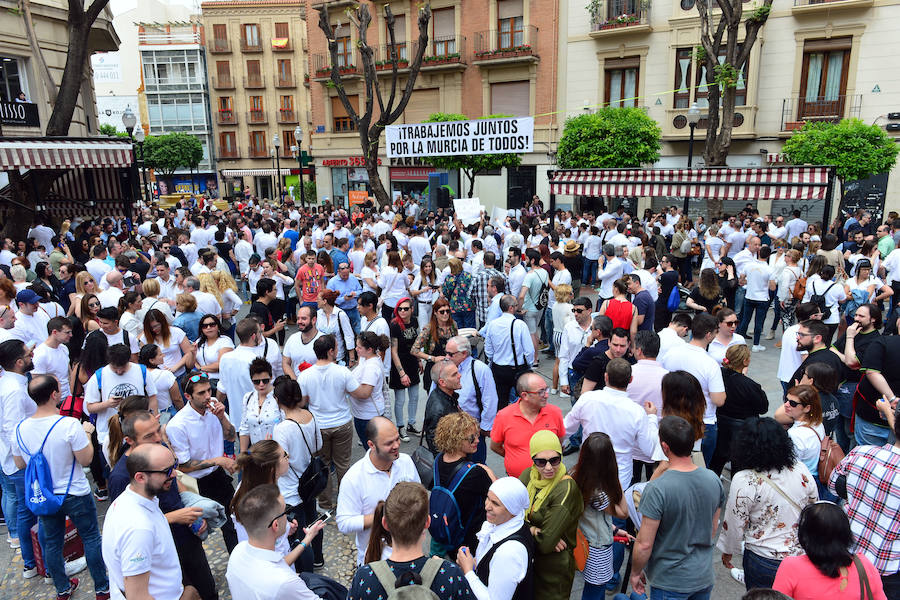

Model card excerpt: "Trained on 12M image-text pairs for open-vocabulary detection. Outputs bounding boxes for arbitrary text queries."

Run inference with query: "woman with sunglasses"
[521,429,583,600]
[137,344,181,423]
[79,293,102,334]
[389,297,421,441]
[238,358,282,454]
[707,307,746,365]
[779,385,830,499]
[141,307,193,378]
[271,376,325,571]
[409,257,438,324]
[430,411,495,559]
[411,297,457,393]
[350,331,390,446]
[194,314,234,390]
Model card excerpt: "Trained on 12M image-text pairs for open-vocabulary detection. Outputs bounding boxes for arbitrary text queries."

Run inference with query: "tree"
[143,133,204,178]
[98,124,129,138]
[317,2,431,208]
[421,112,523,197]
[782,119,899,195]
[556,108,661,169]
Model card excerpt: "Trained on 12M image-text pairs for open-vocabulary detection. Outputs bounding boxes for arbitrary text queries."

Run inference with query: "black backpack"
[809,281,837,320]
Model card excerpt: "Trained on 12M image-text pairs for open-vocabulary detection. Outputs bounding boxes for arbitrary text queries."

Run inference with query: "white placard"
[491,206,507,227]
[453,197,483,226]
[385,117,534,158]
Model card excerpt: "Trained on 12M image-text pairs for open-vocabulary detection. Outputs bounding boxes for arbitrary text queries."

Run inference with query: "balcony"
[271,38,293,52]
[793,0,873,14]
[219,146,240,159]
[240,38,263,53]
[311,0,355,7]
[244,75,265,89]
[473,28,536,65]
[138,31,201,45]
[247,110,268,124]
[216,109,237,125]
[278,109,299,124]
[274,73,296,88]
[422,35,466,71]
[248,146,270,158]
[664,105,757,140]
[588,0,651,38]
[208,39,231,53]
[375,42,411,72]
[211,75,234,89]
[781,94,862,131]
[312,52,363,80]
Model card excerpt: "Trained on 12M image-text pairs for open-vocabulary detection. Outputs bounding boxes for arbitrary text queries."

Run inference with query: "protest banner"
[491,206,507,227]
[453,197,483,226]
[385,117,534,158]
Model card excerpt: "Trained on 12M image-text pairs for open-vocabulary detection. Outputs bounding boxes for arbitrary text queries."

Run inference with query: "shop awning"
[549,166,832,201]
[222,168,293,177]
[0,138,133,170]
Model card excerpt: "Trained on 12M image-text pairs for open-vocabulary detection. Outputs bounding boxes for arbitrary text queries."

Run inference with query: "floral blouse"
[442,272,474,313]
[717,464,819,560]
[412,321,458,357]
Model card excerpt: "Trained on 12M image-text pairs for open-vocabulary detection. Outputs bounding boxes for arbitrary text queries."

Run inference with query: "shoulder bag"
[853,555,875,600]
[803,424,845,484]
[287,417,328,503]
[510,319,533,379]
[754,470,803,512]
[411,425,435,489]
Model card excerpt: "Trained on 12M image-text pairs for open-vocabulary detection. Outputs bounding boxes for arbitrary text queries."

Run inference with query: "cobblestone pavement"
[0,299,789,600]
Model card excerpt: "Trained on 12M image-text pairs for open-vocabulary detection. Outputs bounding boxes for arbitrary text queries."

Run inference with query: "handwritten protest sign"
[454,197,484,226]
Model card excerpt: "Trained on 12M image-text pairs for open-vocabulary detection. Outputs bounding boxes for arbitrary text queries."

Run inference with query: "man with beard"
[336,416,420,565]
[580,328,636,394]
[788,319,843,389]
[282,305,322,379]
[103,443,200,600]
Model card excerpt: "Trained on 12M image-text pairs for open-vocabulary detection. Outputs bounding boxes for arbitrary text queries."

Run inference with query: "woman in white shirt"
[843,258,892,322]
[701,226,725,271]
[802,261,846,343]
[317,289,354,364]
[194,314,235,390]
[777,249,804,331]
[238,358,282,453]
[550,285,574,396]
[139,309,193,377]
[117,291,143,342]
[138,344,180,422]
[135,278,174,325]
[708,308,746,365]
[455,476,533,600]
[360,251,379,294]
[377,251,410,321]
[349,331,389,445]
[782,385,827,496]
[212,270,243,336]
[409,257,438,324]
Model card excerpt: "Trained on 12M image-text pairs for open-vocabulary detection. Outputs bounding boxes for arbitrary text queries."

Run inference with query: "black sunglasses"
[267,504,296,528]
[252,377,271,386]
[201,321,218,328]
[140,462,178,478]
[785,399,804,408]
[533,456,562,468]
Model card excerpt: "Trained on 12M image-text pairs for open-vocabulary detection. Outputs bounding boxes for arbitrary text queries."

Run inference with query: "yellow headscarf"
[526,430,567,516]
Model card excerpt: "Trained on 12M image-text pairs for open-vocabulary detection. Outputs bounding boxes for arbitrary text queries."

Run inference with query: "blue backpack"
[666,285,681,312]
[428,457,478,548]
[16,417,76,516]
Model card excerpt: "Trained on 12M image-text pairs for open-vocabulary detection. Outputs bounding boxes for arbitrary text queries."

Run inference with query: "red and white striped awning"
[549,167,832,201]
[0,138,133,170]
[222,168,293,177]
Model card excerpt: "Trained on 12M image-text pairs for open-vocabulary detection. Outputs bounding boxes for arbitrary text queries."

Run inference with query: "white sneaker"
[65,556,87,577]
[550,388,558,396]
[23,566,38,579]
[751,345,766,352]
[765,331,775,340]
[730,567,745,584]
[8,536,19,549]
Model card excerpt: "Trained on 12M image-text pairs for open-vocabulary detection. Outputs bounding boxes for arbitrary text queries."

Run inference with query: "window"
[490,81,530,116]
[674,48,692,109]
[283,129,297,154]
[280,95,295,121]
[0,57,23,102]
[280,95,294,111]
[219,131,237,157]
[393,14,408,60]
[403,88,439,124]
[498,0,523,49]
[695,47,747,108]
[335,23,352,67]
[250,130,267,156]
[246,60,262,86]
[332,95,359,132]
[249,96,263,111]
[605,58,639,108]
[799,37,850,120]
[607,0,638,19]
[673,46,748,108]
[277,59,292,83]
[146,93,209,132]
[213,24,227,42]
[215,60,231,86]
[432,8,455,56]
[218,97,233,111]
[274,22,290,40]
[242,24,260,48]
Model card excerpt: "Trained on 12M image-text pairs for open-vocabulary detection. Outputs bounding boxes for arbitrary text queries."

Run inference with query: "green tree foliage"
[98,124,129,137]
[143,133,204,177]
[782,119,899,183]
[422,112,523,197]
[557,108,661,168]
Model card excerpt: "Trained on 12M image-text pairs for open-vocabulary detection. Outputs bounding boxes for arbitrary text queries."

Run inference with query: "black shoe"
[313,559,325,569]
[562,443,580,456]
[406,424,420,435]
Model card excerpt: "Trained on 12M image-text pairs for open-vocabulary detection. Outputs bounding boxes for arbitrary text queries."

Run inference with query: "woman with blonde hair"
[550,284,575,396]
[197,272,224,317]
[68,271,98,317]
[360,251,379,294]
[136,278,174,324]
[212,269,242,335]
[10,264,28,292]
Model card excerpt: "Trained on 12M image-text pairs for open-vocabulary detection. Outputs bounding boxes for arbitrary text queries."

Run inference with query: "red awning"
[0,138,133,170]
[549,167,832,201]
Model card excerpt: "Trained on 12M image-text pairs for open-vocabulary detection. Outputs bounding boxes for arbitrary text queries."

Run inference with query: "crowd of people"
[0,197,898,600]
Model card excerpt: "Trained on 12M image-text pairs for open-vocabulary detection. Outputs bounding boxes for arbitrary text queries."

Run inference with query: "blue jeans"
[700,423,717,467]
[650,585,712,600]
[354,417,370,448]
[394,386,419,427]
[10,469,37,568]
[605,516,628,591]
[0,470,17,540]
[854,415,896,447]
[737,298,770,345]
[584,582,612,600]
[40,493,108,595]
[612,595,647,600]
[343,306,361,335]
[452,310,475,330]
[743,548,781,590]
[544,308,556,353]
[583,259,598,287]
[734,286,746,318]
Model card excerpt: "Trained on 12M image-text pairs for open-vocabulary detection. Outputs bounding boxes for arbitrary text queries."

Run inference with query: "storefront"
[319,157,378,208]
[388,157,436,198]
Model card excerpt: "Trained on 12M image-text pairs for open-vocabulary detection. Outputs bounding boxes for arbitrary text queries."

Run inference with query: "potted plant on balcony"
[338,64,357,74]
[315,65,332,77]
[424,53,460,65]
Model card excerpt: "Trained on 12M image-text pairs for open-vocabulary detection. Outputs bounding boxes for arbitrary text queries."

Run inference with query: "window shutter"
[433,8,454,38]
[403,89,440,124]
[490,81,530,116]
[332,95,360,119]
[498,0,523,19]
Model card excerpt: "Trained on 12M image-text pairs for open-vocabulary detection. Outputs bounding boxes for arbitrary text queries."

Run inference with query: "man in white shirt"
[506,249,527,299]
[227,484,323,599]
[13,289,49,347]
[777,302,820,394]
[167,371,238,553]
[732,235,760,320]
[217,319,263,427]
[298,335,368,511]
[31,317,72,398]
[484,295,535,410]
[184,276,221,317]
[767,215,787,241]
[564,358,659,489]
[282,306,322,378]
[657,312,691,359]
[153,261,178,302]
[178,231,199,267]
[627,331,669,482]
[596,244,625,301]
[96,270,125,309]
[558,298,593,398]
[336,416,420,565]
[85,244,113,283]
[102,443,193,600]
[14,375,109,598]
[659,313,726,467]
[407,227,431,267]
[784,210,808,241]
[737,245,777,352]
[0,303,22,344]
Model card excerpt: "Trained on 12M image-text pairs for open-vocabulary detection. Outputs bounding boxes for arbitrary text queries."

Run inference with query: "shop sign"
[320,157,382,167]
[389,166,435,181]
[0,101,39,127]
[389,157,433,167]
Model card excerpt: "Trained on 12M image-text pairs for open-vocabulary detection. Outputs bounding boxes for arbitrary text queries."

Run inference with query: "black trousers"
[173,526,218,600]
[289,499,325,573]
[708,414,747,477]
[196,466,238,553]
[491,364,522,411]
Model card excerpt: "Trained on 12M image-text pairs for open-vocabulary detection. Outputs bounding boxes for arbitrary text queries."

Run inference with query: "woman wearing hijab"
[456,477,535,600]
[520,430,583,599]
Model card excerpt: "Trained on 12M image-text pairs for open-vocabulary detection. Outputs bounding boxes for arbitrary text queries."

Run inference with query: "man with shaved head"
[336,415,420,565]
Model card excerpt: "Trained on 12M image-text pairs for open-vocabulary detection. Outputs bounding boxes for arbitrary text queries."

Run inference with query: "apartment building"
[306,0,561,211]
[139,21,218,196]
[201,0,311,200]
[560,0,900,221]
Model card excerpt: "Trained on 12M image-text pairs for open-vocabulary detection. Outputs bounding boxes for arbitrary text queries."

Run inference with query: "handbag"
[59,364,86,421]
[803,424,845,484]
[853,555,875,600]
[573,527,590,571]
[509,319,533,377]
[411,426,435,489]
[288,417,328,503]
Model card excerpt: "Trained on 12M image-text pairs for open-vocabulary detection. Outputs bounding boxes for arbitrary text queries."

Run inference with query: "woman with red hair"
[389,296,421,442]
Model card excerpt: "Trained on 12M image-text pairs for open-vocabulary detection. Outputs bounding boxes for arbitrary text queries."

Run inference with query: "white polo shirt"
[103,486,183,600]
[226,541,319,600]
[165,404,229,479]
[32,342,71,398]
[660,342,725,424]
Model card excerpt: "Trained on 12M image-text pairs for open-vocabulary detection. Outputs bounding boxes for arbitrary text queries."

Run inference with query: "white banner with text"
[385,117,534,158]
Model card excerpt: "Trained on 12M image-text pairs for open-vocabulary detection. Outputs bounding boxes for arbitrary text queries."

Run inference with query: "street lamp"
[294,125,306,209]
[684,102,702,214]
[121,106,139,225]
[273,133,283,202]
[134,127,148,205]
[122,106,137,138]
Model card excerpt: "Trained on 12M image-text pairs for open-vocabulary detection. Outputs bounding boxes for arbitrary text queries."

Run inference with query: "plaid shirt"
[830,443,900,575]
[472,267,506,322]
